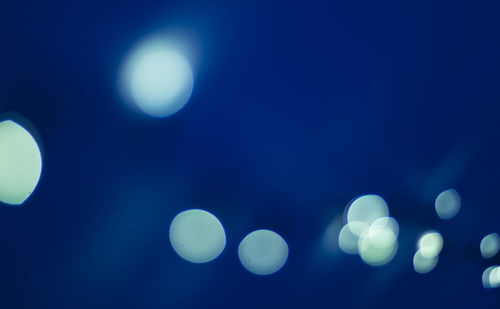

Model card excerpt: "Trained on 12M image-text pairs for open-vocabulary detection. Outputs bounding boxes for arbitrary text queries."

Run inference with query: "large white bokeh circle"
[169,209,226,263]
[347,195,389,228]
[0,120,42,205]
[238,229,288,275]
[123,39,194,118]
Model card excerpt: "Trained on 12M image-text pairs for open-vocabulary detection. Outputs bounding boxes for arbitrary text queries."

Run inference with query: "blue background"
[1,0,500,307]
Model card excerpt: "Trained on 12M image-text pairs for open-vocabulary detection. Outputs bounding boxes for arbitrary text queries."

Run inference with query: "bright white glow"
[0,120,42,205]
[347,195,389,233]
[480,233,500,259]
[418,231,443,259]
[413,249,439,274]
[169,209,226,263]
[371,217,399,238]
[489,266,500,288]
[358,225,398,267]
[340,195,399,266]
[238,229,288,275]
[122,39,193,118]
[338,222,368,255]
[483,266,500,289]
[435,189,461,220]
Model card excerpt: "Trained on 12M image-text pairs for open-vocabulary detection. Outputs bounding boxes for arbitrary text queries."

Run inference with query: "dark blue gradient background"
[1,0,500,308]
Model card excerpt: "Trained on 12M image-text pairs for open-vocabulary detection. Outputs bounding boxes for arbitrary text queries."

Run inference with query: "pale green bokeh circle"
[489,266,500,288]
[169,209,226,263]
[482,266,499,288]
[238,229,288,275]
[418,231,443,259]
[413,249,439,274]
[480,233,500,259]
[435,189,461,220]
[338,221,368,255]
[0,120,42,205]
[358,224,398,267]
[347,195,389,232]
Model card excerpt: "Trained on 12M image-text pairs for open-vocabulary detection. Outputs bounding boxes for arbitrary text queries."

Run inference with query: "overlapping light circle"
[413,250,439,274]
[483,266,500,288]
[418,231,443,259]
[338,194,399,267]
[413,231,443,274]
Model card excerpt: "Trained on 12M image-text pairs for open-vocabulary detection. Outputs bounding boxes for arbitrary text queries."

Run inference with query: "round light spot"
[122,39,193,118]
[347,195,389,231]
[435,189,461,220]
[489,266,500,288]
[365,222,397,249]
[483,266,499,289]
[371,217,399,238]
[238,229,288,275]
[0,120,42,205]
[358,227,398,267]
[338,222,369,255]
[480,233,500,259]
[169,209,226,263]
[418,231,443,259]
[413,249,439,274]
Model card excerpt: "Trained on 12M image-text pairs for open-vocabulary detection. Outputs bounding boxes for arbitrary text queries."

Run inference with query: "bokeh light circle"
[413,249,439,274]
[489,266,500,288]
[338,222,368,255]
[358,226,398,267]
[238,229,288,275]
[169,209,226,263]
[121,38,194,118]
[347,195,389,230]
[418,231,443,259]
[435,189,461,220]
[483,266,500,288]
[480,233,500,259]
[0,120,42,205]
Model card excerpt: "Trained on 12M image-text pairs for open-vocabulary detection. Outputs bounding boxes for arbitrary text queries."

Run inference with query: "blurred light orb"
[358,226,398,267]
[347,195,389,233]
[169,209,226,263]
[365,221,397,249]
[238,229,288,275]
[338,222,368,255]
[413,249,439,274]
[371,217,399,238]
[435,189,461,220]
[0,120,42,205]
[480,233,500,259]
[489,266,500,288]
[418,231,443,259]
[483,266,500,288]
[123,39,193,118]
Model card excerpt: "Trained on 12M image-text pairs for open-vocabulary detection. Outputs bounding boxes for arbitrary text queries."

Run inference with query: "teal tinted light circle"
[238,229,288,275]
[435,189,461,220]
[169,209,226,263]
[0,120,42,205]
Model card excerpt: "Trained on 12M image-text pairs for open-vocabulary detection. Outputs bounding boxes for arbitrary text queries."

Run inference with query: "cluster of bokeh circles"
[1,30,499,282]
[338,195,399,266]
